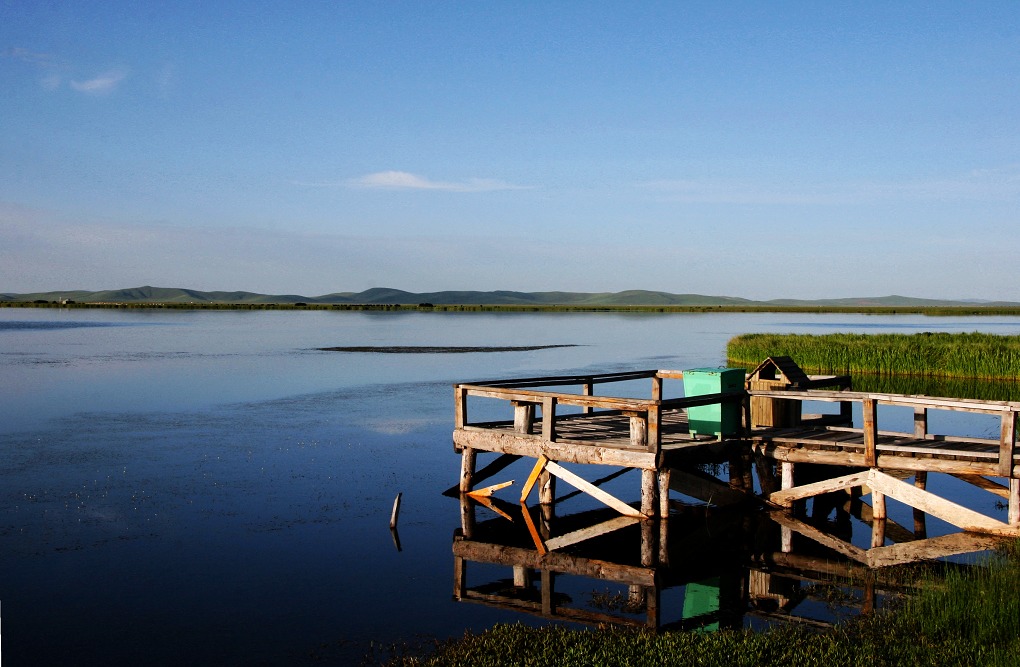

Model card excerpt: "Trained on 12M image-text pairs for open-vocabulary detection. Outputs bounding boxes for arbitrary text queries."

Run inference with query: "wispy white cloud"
[70,68,128,95]
[342,170,530,192]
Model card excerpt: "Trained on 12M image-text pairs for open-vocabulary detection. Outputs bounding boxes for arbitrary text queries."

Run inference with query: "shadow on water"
[451,488,1007,633]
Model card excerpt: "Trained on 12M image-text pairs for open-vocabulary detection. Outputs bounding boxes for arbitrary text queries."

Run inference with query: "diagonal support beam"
[520,456,549,503]
[544,460,646,518]
[866,470,1013,535]
[544,516,641,551]
[771,468,1020,536]
[769,471,870,508]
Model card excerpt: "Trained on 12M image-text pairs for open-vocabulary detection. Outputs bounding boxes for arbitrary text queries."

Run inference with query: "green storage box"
[683,367,744,436]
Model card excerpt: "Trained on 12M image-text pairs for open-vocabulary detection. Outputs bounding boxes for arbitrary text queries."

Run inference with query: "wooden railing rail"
[747,388,1020,477]
[455,380,744,453]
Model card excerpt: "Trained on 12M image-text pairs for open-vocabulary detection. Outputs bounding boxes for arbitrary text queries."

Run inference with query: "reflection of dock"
[453,362,1020,536]
[452,496,1002,631]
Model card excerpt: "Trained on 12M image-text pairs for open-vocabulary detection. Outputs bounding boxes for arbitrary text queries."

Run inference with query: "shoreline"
[5,301,1020,316]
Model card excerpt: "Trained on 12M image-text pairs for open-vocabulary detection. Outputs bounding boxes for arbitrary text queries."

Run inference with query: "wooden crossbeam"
[544,460,646,518]
[770,468,1020,536]
[867,532,1005,568]
[867,470,1012,535]
[770,471,871,507]
[544,516,640,551]
[467,480,514,498]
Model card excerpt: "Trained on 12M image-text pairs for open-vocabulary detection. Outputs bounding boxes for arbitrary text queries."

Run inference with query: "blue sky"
[2,2,1018,299]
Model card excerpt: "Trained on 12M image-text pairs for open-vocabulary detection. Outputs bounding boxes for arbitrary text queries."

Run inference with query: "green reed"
[728,332,1020,380]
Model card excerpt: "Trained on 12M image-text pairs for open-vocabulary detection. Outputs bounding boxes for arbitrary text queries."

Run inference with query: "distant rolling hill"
[2,285,1019,308]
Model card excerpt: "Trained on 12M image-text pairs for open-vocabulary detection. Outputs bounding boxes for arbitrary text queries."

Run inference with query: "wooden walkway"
[453,369,1020,536]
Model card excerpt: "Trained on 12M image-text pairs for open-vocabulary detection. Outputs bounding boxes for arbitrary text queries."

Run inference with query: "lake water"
[3,308,1020,665]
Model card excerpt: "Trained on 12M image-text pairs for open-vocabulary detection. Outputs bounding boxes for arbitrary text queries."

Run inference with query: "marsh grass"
[385,541,1020,666]
[728,332,1020,381]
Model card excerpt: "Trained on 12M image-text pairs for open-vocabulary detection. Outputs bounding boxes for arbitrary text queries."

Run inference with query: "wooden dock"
[453,367,1020,536]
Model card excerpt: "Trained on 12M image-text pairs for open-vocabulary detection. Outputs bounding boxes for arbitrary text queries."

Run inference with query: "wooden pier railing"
[748,388,1020,478]
[455,369,747,455]
[452,369,1020,531]
[748,387,1020,533]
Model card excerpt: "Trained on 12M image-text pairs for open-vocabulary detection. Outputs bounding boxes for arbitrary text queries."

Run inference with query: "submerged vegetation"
[386,541,1020,666]
[728,332,1020,380]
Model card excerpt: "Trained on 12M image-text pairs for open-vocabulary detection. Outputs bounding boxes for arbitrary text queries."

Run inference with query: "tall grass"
[728,332,1020,380]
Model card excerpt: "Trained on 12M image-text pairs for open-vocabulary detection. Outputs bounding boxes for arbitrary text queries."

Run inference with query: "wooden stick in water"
[390,492,402,530]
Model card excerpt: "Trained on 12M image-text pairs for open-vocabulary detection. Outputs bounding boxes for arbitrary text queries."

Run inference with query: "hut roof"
[747,356,810,386]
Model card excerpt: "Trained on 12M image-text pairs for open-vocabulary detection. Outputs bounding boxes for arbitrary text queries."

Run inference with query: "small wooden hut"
[746,356,809,428]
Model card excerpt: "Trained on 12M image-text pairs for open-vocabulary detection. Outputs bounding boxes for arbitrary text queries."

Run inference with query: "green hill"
[2,286,1018,308]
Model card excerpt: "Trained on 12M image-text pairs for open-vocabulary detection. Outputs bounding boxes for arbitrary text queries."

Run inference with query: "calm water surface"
[3,309,1019,665]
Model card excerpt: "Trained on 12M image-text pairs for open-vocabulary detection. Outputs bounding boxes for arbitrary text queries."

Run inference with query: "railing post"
[541,396,557,442]
[863,398,878,467]
[913,406,928,439]
[999,411,1016,478]
[455,385,467,429]
[630,413,648,448]
[513,401,535,434]
[651,375,663,402]
[582,380,594,414]
[647,405,661,453]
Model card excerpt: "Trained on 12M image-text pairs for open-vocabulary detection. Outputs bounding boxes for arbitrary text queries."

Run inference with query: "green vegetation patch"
[728,332,1020,380]
[387,542,1020,666]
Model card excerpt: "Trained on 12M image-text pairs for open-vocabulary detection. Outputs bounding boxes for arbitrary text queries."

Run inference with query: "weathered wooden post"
[513,401,534,434]
[455,385,475,493]
[459,447,476,494]
[863,398,878,467]
[999,411,1016,478]
[658,468,671,518]
[780,461,794,552]
[871,490,887,548]
[641,468,657,517]
[913,406,929,536]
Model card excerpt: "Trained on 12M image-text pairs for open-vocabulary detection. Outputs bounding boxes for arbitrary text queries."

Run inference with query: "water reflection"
[452,487,1005,631]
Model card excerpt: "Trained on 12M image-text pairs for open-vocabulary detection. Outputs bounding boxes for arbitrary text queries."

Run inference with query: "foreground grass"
[387,542,1020,667]
[728,332,1020,380]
